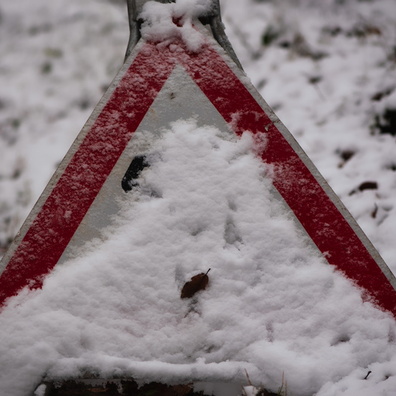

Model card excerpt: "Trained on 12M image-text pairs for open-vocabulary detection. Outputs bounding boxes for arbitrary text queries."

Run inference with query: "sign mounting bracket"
[125,0,243,69]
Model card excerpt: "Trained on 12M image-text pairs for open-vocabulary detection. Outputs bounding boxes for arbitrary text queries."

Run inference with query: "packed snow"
[140,0,213,51]
[1,0,396,395]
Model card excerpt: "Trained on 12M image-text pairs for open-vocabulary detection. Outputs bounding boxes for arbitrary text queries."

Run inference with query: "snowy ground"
[1,0,396,395]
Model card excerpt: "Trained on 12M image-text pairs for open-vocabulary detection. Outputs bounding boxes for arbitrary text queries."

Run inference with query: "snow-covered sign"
[1,2,396,395]
[0,11,396,314]
[0,2,395,318]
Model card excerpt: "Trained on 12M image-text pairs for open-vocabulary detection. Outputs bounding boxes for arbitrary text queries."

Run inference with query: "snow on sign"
[0,3,396,321]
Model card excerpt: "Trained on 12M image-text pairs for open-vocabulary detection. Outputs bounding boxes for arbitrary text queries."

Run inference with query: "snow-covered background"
[1,0,396,395]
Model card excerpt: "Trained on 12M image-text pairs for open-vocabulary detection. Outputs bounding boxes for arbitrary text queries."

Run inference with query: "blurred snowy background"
[1,1,396,395]
[1,0,395,273]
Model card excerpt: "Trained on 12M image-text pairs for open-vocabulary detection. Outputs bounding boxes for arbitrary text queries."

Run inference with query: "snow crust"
[140,0,213,52]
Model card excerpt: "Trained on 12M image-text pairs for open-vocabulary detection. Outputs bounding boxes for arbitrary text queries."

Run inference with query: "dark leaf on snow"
[181,269,210,299]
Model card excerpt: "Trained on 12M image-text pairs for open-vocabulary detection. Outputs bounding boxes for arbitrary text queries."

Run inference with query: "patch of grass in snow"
[259,22,327,61]
[373,108,396,137]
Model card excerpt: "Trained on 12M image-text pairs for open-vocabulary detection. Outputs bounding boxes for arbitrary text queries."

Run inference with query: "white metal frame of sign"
[0,17,395,317]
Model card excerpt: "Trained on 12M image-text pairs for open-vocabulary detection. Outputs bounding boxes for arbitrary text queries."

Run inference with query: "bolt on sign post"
[1,2,396,319]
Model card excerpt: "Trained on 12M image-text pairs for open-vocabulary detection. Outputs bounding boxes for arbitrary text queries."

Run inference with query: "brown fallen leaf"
[181,269,211,299]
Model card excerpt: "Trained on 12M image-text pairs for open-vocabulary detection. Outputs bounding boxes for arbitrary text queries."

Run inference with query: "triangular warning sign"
[0,23,395,319]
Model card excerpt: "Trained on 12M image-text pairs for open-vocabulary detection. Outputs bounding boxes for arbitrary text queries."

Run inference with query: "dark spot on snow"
[278,40,291,49]
[29,23,52,36]
[256,79,266,90]
[308,75,322,85]
[323,22,381,39]
[41,61,52,75]
[349,181,378,195]
[348,23,381,38]
[371,88,394,101]
[386,163,396,171]
[78,98,91,110]
[11,118,21,129]
[0,234,13,254]
[261,26,281,47]
[331,334,351,346]
[371,204,378,219]
[0,98,6,110]
[148,188,162,198]
[374,108,396,136]
[190,224,206,237]
[289,33,328,60]
[389,46,396,63]
[169,92,176,100]
[271,103,282,112]
[322,26,343,37]
[364,371,372,380]
[358,181,378,192]
[266,322,274,343]
[122,155,149,192]
[12,168,21,179]
[0,120,19,145]
[44,47,63,58]
[337,148,355,167]
[227,199,237,212]
[339,149,355,162]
